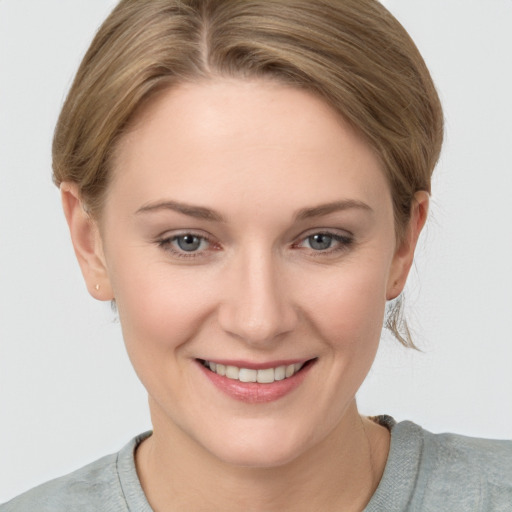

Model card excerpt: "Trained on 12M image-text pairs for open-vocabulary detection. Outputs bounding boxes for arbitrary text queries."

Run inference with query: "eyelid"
[154,228,354,260]
[156,230,218,259]
[295,226,353,239]
[292,229,354,255]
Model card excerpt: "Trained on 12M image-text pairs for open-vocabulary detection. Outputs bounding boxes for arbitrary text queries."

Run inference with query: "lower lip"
[198,361,314,404]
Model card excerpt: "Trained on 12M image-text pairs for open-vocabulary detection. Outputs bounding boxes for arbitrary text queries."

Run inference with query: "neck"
[136,400,390,512]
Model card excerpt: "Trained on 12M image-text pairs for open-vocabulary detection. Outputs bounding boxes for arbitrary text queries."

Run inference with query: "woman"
[1,0,510,510]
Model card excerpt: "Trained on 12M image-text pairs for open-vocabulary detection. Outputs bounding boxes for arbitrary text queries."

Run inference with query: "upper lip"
[197,358,315,370]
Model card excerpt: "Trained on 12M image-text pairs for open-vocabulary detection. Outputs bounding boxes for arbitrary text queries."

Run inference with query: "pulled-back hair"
[53,0,443,346]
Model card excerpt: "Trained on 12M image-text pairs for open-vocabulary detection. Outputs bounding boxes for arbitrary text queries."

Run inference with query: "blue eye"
[175,234,203,252]
[307,234,335,251]
[298,232,353,253]
[157,233,212,257]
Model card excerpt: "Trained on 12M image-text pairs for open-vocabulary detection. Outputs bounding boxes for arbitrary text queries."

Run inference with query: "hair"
[52,0,443,347]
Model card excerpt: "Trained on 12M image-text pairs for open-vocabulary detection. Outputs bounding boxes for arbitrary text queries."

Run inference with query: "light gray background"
[1,0,511,502]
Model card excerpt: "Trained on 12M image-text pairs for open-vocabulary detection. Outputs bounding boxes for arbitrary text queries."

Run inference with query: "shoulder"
[420,425,512,479]
[0,431,157,512]
[0,432,153,511]
[366,417,511,511]
[0,452,123,512]
[398,421,512,511]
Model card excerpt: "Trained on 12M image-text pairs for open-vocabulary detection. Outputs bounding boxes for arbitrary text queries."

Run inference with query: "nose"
[217,248,299,346]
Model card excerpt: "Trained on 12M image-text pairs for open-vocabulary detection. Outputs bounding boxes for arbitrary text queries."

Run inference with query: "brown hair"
[52,0,443,346]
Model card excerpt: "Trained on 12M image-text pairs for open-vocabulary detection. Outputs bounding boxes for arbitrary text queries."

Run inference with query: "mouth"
[198,358,316,384]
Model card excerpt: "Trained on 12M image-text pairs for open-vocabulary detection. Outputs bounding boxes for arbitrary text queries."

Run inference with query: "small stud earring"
[95,284,100,291]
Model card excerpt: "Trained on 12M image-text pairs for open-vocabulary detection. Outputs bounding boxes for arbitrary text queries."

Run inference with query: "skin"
[62,78,428,511]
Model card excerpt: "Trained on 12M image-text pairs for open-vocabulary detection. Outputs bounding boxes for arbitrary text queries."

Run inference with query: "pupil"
[310,234,332,250]
[177,235,201,252]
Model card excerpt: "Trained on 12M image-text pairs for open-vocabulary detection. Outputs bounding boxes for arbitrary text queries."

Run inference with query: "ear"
[60,182,114,301]
[386,191,429,300]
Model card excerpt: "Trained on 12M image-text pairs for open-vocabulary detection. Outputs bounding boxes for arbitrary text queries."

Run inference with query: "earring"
[95,284,100,291]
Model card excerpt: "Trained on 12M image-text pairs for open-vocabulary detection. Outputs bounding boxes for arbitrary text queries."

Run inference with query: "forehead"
[110,79,391,220]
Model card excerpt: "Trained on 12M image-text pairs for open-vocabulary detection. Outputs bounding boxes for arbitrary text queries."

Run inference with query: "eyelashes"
[156,230,354,260]
[156,232,218,259]
[294,232,353,253]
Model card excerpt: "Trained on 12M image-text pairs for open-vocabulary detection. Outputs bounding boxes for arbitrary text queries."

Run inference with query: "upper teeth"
[204,361,304,383]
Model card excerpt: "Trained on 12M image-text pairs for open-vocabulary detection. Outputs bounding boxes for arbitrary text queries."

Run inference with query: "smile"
[197,358,316,403]
[201,360,305,383]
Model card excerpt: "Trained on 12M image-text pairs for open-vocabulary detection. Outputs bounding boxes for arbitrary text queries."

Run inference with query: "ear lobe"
[60,182,114,301]
[386,191,429,300]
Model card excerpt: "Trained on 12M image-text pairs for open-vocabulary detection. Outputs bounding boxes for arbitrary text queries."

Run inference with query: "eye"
[175,234,204,252]
[157,232,213,258]
[306,233,336,251]
[296,231,353,254]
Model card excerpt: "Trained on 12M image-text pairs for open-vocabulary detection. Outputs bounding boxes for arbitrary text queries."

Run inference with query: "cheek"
[301,259,389,351]
[110,264,223,406]
[109,255,218,359]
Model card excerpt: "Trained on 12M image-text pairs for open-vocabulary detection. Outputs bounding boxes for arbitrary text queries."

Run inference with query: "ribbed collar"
[364,418,424,511]
[116,431,153,512]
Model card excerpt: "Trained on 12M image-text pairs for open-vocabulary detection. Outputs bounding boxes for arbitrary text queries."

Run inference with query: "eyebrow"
[295,199,373,221]
[136,200,226,222]
[136,198,373,222]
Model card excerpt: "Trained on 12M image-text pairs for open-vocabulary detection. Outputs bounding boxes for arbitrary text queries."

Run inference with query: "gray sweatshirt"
[2,417,511,511]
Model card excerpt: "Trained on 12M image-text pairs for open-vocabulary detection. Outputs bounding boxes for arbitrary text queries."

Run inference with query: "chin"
[199,420,315,469]
[213,443,303,469]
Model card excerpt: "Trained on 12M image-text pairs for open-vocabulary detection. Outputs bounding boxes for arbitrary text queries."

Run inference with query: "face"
[69,79,420,468]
